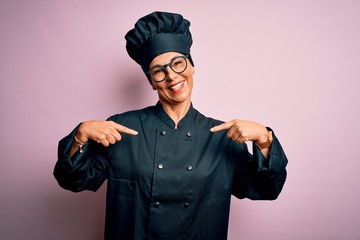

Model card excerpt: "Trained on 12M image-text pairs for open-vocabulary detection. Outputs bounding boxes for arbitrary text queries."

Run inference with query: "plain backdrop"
[1,0,360,239]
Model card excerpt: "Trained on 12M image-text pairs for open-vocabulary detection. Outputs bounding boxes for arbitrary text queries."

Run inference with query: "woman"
[54,11,288,240]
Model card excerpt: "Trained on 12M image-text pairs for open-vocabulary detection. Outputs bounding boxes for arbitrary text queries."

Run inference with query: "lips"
[169,81,184,91]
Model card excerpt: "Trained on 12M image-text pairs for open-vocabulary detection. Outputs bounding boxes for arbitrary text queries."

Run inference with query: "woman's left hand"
[210,119,271,146]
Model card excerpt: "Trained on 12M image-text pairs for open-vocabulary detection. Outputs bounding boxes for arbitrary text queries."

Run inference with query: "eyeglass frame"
[146,55,189,82]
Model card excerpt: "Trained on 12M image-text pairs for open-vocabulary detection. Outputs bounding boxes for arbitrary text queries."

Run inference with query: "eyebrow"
[150,55,184,68]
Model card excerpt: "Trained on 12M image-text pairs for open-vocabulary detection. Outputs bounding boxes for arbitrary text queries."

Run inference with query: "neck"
[160,100,191,128]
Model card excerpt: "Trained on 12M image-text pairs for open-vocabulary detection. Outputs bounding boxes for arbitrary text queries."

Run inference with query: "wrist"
[255,130,273,149]
[77,123,90,142]
[73,135,88,153]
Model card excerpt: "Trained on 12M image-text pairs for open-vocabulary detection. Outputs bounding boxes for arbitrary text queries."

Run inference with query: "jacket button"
[184,202,190,208]
[154,202,160,208]
[160,130,166,136]
[157,163,164,169]
[187,131,192,137]
[186,165,193,171]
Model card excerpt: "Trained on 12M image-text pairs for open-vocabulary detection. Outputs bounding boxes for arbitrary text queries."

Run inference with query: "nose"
[165,66,177,81]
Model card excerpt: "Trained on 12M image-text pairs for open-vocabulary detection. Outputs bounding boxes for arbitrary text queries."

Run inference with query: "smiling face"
[149,52,195,108]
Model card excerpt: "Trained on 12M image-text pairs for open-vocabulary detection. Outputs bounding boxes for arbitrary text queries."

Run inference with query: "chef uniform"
[54,11,288,240]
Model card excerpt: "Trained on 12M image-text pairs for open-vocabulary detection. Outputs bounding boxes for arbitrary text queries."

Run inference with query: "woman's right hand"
[76,120,138,147]
[70,120,138,157]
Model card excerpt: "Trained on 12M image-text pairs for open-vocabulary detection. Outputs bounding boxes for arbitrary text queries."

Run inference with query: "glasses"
[147,55,188,82]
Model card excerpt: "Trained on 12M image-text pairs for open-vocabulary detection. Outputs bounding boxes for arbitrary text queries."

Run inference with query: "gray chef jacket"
[54,102,288,240]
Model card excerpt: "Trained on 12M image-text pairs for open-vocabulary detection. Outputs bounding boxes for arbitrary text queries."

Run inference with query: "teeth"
[170,81,184,90]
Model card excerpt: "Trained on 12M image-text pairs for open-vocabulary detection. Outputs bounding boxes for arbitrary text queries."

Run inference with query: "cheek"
[152,82,166,91]
[187,65,195,75]
[151,81,163,90]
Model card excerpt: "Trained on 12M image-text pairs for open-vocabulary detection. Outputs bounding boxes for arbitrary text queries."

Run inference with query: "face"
[149,52,195,107]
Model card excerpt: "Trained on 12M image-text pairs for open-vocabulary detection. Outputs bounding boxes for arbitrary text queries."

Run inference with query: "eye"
[153,69,161,75]
[172,58,185,68]
[173,60,182,66]
[151,67,164,76]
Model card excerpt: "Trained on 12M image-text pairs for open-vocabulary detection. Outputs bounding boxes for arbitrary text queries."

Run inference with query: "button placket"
[157,130,166,170]
[186,129,194,213]
[154,202,160,208]
[184,202,190,208]
[152,128,195,217]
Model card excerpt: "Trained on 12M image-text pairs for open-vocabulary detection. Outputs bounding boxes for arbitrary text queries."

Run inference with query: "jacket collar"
[155,101,195,129]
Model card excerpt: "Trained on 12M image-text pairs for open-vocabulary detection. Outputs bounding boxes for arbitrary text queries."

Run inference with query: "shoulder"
[107,105,157,123]
[193,107,224,128]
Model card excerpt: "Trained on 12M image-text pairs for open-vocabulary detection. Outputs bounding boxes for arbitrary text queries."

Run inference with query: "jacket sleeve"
[231,129,288,200]
[53,124,109,192]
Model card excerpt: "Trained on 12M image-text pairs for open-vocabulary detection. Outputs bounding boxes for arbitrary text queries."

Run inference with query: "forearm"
[255,130,273,159]
[251,130,288,199]
[54,125,108,192]
[259,147,269,159]
[69,134,88,157]
[69,143,80,157]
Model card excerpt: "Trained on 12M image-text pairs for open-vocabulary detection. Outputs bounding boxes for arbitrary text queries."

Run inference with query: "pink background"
[1,0,360,239]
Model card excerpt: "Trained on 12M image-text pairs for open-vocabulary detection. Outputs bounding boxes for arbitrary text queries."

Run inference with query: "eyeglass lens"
[150,56,187,82]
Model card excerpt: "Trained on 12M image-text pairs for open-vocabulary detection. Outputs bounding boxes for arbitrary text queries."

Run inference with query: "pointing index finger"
[113,123,138,135]
[210,120,234,133]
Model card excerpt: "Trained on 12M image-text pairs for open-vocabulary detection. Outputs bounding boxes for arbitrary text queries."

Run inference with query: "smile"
[169,81,185,91]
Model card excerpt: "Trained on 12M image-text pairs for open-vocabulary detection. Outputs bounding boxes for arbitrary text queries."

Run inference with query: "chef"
[54,11,288,240]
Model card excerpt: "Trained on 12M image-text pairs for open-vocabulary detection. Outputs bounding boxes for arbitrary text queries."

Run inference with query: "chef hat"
[125,11,194,76]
